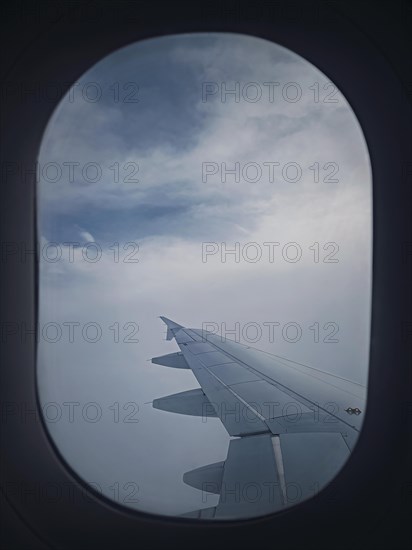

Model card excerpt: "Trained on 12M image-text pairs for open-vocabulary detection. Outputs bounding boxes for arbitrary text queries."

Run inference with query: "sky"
[37,33,372,517]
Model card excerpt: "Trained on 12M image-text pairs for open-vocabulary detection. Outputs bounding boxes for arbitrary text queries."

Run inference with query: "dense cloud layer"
[37,33,372,516]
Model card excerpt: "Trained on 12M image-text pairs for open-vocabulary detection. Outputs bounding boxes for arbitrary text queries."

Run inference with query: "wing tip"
[159,316,184,329]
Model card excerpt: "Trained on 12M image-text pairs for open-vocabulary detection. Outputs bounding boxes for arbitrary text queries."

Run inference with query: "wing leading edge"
[152,317,366,519]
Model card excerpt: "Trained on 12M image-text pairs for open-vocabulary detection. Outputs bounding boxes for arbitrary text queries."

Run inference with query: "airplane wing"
[151,316,366,519]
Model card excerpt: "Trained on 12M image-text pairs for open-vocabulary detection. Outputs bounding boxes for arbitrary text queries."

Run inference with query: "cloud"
[37,33,372,517]
[79,230,95,242]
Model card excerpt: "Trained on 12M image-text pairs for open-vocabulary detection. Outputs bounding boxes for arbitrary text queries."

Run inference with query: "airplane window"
[37,33,372,520]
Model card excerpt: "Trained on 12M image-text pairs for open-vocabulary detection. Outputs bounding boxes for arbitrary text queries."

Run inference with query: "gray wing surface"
[152,317,366,519]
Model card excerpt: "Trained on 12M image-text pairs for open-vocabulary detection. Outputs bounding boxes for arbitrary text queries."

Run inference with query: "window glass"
[37,33,372,519]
